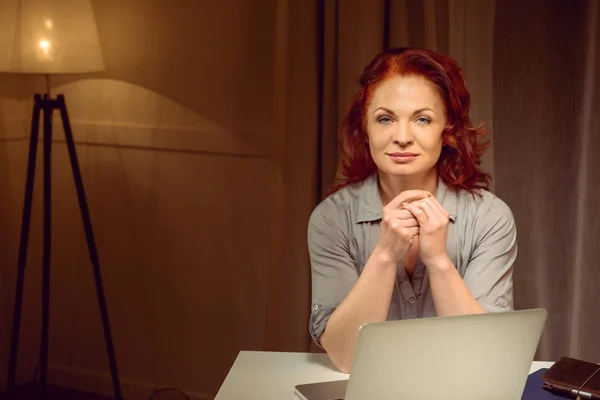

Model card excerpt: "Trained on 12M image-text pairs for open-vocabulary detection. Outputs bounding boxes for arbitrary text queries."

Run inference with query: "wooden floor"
[0,383,112,400]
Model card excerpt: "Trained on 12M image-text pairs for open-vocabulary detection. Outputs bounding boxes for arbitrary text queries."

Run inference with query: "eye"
[377,116,393,124]
[415,116,431,125]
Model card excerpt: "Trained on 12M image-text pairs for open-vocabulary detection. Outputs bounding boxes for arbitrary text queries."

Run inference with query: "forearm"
[321,247,397,373]
[428,257,486,316]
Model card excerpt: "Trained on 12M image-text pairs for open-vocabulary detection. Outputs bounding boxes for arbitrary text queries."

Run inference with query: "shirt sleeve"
[307,199,358,347]
[462,195,517,312]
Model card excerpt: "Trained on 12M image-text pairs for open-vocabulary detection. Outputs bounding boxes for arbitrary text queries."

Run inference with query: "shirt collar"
[356,173,458,224]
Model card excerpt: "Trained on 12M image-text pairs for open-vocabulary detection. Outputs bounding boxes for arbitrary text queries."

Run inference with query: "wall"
[0,74,30,391]
[0,1,284,398]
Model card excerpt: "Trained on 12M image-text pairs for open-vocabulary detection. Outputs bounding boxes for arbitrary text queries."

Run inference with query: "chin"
[378,161,436,179]
[382,164,421,176]
[389,169,424,178]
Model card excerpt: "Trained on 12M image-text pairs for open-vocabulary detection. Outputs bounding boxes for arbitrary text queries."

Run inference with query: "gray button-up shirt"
[307,173,517,346]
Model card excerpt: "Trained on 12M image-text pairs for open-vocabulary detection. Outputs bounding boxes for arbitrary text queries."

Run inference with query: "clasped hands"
[377,190,450,269]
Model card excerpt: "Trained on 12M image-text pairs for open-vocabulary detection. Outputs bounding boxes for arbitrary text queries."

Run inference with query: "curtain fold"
[493,0,600,361]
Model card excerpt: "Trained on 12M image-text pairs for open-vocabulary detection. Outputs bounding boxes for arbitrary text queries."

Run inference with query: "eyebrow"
[374,107,435,116]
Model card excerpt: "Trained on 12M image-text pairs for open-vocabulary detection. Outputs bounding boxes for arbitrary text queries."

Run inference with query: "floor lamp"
[0,1,122,399]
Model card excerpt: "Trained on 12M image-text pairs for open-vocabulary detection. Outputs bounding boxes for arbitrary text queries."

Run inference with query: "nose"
[392,121,413,146]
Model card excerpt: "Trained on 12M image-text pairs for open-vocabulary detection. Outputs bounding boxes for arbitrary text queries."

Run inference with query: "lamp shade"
[0,0,104,74]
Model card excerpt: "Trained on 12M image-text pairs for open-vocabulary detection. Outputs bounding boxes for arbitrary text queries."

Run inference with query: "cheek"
[366,127,387,151]
[369,136,391,158]
[419,131,444,152]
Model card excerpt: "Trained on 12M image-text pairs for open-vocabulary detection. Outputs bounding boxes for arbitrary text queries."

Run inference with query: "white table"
[214,351,555,400]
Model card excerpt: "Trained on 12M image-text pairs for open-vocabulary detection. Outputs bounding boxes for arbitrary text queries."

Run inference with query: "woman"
[307,47,517,373]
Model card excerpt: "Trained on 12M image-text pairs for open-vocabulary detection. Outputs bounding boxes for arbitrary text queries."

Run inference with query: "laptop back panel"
[345,309,547,400]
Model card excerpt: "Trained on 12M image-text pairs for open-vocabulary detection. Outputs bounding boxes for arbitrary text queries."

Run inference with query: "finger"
[386,208,418,220]
[402,202,428,225]
[386,215,420,228]
[422,195,448,216]
[384,213,419,228]
[415,198,440,223]
[421,197,451,223]
[409,227,420,243]
[400,218,419,228]
[403,227,419,237]
[386,190,431,209]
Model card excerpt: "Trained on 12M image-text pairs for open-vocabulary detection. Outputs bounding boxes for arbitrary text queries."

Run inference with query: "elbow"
[322,336,353,374]
[326,349,352,373]
[336,360,352,374]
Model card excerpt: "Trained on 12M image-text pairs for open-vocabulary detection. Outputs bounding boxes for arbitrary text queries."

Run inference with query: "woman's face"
[365,74,447,181]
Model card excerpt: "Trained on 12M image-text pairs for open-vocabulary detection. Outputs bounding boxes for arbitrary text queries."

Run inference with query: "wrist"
[424,255,454,274]
[371,246,399,269]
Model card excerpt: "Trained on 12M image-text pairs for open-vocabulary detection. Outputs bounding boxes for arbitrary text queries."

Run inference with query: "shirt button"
[408,297,416,305]
[313,304,319,311]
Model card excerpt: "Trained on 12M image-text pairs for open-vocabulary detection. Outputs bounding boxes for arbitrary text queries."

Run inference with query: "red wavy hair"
[329,47,491,195]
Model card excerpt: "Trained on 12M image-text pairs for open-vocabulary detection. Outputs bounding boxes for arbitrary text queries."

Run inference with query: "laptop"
[294,308,547,400]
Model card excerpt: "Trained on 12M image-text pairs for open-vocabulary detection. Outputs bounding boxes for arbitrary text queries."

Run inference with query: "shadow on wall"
[51,0,276,157]
[42,78,269,158]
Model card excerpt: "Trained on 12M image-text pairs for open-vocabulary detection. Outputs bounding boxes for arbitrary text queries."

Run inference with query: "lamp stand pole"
[6,92,123,400]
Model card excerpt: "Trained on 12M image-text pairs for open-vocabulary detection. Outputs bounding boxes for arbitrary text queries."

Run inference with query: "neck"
[378,169,439,205]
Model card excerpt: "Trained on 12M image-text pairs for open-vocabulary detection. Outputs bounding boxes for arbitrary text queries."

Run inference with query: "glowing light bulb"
[38,39,51,58]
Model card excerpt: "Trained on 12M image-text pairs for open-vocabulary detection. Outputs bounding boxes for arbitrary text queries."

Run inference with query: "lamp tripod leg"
[57,95,123,400]
[39,93,54,395]
[6,95,43,400]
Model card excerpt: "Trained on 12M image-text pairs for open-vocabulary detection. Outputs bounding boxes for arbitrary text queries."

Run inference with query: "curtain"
[493,0,600,361]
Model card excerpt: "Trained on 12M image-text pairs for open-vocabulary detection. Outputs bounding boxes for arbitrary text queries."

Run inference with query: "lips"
[387,152,419,163]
